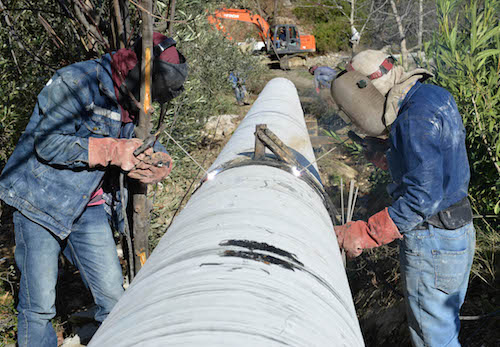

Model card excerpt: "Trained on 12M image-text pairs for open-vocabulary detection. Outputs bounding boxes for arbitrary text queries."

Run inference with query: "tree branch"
[0,0,57,71]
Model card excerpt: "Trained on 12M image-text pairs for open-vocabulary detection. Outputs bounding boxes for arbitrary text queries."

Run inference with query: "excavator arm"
[207,8,271,44]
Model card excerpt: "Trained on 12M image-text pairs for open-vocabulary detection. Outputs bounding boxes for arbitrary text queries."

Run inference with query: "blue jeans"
[233,86,247,104]
[14,205,124,347]
[399,223,475,347]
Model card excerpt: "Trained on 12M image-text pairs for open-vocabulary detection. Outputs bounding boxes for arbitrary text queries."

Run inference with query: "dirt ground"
[1,63,499,346]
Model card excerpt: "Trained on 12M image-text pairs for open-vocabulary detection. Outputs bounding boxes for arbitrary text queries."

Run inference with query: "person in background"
[0,32,188,346]
[229,70,248,106]
[331,50,474,347]
[309,65,337,94]
[277,27,287,49]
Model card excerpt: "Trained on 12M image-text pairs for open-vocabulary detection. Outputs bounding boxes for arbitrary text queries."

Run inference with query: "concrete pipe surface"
[89,78,364,347]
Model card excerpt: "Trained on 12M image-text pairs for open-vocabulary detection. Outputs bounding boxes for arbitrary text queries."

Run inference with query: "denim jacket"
[386,82,470,232]
[0,54,136,239]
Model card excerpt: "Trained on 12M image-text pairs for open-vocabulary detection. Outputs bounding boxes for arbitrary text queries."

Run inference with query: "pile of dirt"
[305,51,352,69]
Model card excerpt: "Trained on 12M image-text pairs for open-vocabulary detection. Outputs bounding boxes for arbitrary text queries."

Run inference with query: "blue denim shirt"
[229,72,244,89]
[386,82,470,232]
[313,66,337,89]
[0,54,135,239]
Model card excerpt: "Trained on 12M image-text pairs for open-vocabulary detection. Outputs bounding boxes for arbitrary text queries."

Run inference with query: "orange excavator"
[208,8,316,69]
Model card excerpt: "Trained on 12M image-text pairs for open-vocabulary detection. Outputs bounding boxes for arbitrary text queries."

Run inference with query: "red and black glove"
[334,208,402,258]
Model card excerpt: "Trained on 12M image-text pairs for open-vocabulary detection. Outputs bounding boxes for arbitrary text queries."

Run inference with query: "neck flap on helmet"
[118,36,188,113]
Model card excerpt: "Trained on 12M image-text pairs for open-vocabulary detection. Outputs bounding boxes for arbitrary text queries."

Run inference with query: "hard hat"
[330,70,387,136]
[309,65,318,74]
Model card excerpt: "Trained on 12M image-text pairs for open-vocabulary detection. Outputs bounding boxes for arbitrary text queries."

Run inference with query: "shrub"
[292,1,351,53]
[426,0,500,280]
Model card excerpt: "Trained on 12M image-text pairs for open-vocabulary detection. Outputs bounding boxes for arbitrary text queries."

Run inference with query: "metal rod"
[349,186,359,222]
[346,180,355,222]
[340,177,345,225]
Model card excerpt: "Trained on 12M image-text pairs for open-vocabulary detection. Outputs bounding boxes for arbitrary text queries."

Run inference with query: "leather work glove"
[88,138,153,171]
[364,150,388,170]
[128,152,173,184]
[362,136,389,170]
[334,208,402,258]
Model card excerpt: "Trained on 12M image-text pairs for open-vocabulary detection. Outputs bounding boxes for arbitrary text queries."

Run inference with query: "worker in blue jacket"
[229,71,248,106]
[330,50,474,347]
[0,32,188,346]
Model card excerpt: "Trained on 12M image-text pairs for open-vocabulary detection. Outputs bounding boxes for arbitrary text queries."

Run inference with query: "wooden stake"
[132,0,153,274]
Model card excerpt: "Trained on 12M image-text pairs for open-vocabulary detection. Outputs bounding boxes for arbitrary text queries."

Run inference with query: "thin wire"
[162,114,224,234]
[163,130,209,175]
[299,146,337,174]
[165,102,182,148]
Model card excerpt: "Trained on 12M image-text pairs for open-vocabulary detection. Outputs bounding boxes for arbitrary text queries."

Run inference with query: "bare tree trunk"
[132,0,153,274]
[167,0,176,36]
[273,0,279,25]
[350,0,358,55]
[418,0,423,60]
[113,0,125,48]
[390,0,408,69]
[120,0,131,44]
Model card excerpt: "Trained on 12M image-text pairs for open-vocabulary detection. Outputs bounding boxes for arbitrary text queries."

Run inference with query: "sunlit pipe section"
[89,78,364,347]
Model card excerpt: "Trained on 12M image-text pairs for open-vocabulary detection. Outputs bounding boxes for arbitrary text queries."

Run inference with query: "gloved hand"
[364,150,388,170]
[88,138,152,171]
[128,152,173,184]
[334,208,402,258]
[315,87,320,94]
[362,136,389,170]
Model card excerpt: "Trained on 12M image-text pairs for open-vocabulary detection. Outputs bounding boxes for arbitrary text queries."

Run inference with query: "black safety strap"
[153,37,177,57]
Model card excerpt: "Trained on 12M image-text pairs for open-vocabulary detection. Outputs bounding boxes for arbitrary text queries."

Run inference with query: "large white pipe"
[89,78,364,346]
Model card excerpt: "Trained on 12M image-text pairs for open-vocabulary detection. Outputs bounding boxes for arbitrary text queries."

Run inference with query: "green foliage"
[0,0,95,167]
[145,1,266,243]
[151,1,265,157]
[292,1,350,53]
[0,266,17,345]
[426,0,500,280]
[313,20,351,53]
[324,129,362,154]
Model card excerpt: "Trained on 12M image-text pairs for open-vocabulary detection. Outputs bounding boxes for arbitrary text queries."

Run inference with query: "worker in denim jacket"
[0,32,188,346]
[331,50,474,347]
[309,65,337,94]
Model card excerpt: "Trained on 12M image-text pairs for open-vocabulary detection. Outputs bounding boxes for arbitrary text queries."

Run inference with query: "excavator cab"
[272,25,302,54]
